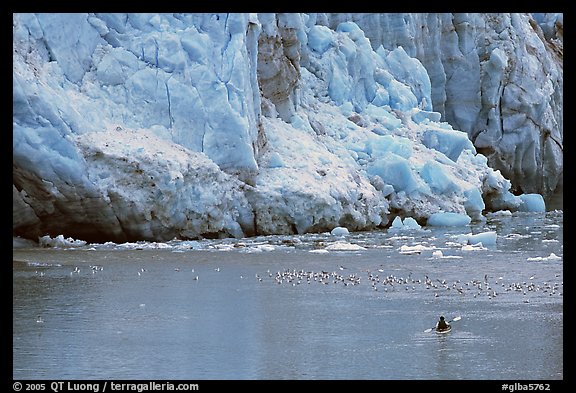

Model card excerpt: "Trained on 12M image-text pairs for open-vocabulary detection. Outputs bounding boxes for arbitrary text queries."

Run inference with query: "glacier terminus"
[13,13,563,243]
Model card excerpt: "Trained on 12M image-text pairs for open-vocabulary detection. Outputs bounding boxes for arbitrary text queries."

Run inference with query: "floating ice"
[26,261,63,267]
[331,227,350,236]
[486,210,513,217]
[116,241,172,250]
[398,244,434,254]
[38,234,87,248]
[466,231,497,247]
[255,244,276,252]
[431,250,463,259]
[427,212,471,227]
[527,253,562,261]
[325,241,367,251]
[461,243,486,251]
[518,193,546,212]
[241,244,277,253]
[452,231,497,247]
[390,216,422,231]
[502,233,531,240]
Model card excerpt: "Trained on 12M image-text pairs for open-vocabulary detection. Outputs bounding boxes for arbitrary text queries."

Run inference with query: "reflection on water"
[13,212,562,380]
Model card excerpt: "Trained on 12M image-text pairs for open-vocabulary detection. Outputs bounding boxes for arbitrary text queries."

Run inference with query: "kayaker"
[436,316,449,331]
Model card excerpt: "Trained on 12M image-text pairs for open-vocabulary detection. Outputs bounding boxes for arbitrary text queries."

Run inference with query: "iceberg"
[427,212,472,227]
[330,226,350,236]
[466,231,497,247]
[325,241,366,251]
[518,194,546,213]
[390,216,422,231]
[398,244,434,255]
[13,13,560,242]
[38,234,87,248]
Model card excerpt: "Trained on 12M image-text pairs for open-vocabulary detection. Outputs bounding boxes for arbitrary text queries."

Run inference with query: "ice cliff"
[320,13,563,200]
[12,13,562,242]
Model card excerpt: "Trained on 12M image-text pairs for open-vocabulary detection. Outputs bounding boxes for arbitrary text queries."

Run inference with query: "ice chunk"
[486,210,513,217]
[366,152,421,194]
[383,46,432,111]
[325,241,366,251]
[402,217,422,230]
[335,21,365,41]
[461,243,486,251]
[427,212,471,227]
[398,244,434,254]
[39,234,87,248]
[527,253,562,261]
[419,161,458,194]
[387,79,418,111]
[464,187,485,217]
[412,109,442,124]
[467,231,497,246]
[390,216,404,229]
[390,216,421,231]
[518,193,546,212]
[422,128,476,162]
[364,106,402,130]
[366,134,413,159]
[331,226,350,236]
[307,25,334,54]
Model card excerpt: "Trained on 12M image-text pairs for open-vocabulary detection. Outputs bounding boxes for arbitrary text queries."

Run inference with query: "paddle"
[424,316,461,333]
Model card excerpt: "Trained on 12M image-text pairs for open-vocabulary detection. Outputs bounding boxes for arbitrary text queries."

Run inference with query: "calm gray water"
[13,211,563,380]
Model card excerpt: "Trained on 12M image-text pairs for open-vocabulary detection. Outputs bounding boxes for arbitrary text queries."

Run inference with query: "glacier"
[12,13,562,243]
[320,13,563,201]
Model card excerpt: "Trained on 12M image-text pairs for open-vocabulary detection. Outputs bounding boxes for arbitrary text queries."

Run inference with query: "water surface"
[13,211,563,380]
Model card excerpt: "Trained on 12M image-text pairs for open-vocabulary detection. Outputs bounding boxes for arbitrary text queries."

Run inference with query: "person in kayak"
[436,316,450,331]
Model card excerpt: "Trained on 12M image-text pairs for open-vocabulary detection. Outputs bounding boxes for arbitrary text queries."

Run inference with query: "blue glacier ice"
[13,13,562,242]
[427,212,472,227]
[518,194,546,213]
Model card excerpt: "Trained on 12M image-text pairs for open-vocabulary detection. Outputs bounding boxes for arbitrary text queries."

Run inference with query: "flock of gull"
[31,256,562,327]
[256,267,563,301]
[33,259,562,303]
